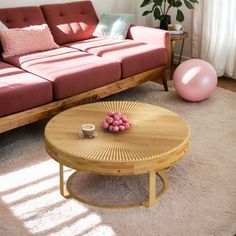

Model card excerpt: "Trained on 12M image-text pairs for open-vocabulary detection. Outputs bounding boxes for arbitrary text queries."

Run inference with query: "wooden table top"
[45,101,190,175]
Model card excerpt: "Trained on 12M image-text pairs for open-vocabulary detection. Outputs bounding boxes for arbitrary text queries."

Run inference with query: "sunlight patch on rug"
[0,160,59,192]
[48,213,102,235]
[0,160,115,235]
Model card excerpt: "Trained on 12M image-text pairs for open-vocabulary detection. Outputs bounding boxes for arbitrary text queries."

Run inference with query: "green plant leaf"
[140,0,153,8]
[154,7,161,19]
[173,0,182,7]
[184,0,194,9]
[189,0,199,3]
[176,9,184,22]
[142,10,151,16]
[150,4,156,12]
[153,0,163,6]
[167,0,175,6]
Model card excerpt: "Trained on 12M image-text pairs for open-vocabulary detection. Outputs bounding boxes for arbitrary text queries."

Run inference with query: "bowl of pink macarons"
[102,111,133,133]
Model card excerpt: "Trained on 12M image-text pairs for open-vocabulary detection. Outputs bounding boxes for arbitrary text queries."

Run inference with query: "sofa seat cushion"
[0,62,52,118]
[66,38,167,78]
[41,1,98,45]
[4,47,121,100]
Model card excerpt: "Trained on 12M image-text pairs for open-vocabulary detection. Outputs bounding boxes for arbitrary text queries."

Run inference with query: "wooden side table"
[170,32,189,79]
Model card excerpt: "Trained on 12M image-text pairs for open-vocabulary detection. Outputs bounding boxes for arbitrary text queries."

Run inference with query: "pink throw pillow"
[0,24,59,58]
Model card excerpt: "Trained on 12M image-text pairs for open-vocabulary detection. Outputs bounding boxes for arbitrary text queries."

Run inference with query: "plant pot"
[160,15,171,30]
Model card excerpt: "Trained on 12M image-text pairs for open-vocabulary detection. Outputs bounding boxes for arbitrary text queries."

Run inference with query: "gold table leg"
[142,171,168,207]
[59,163,71,198]
[66,170,169,208]
[148,171,156,207]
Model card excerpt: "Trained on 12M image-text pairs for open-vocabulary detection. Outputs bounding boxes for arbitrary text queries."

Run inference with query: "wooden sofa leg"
[160,72,168,91]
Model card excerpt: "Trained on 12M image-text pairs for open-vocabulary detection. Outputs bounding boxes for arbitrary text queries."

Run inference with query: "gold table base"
[59,163,169,208]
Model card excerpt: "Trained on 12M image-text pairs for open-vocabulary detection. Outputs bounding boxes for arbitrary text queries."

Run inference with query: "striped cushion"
[93,13,134,40]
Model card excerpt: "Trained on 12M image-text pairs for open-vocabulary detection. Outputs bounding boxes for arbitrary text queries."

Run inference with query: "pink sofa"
[0,1,170,133]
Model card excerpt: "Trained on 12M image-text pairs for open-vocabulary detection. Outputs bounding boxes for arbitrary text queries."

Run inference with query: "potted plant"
[140,0,199,30]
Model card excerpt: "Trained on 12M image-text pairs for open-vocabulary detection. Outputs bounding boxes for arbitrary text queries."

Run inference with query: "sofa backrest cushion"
[0,6,47,57]
[41,1,99,45]
[0,6,46,29]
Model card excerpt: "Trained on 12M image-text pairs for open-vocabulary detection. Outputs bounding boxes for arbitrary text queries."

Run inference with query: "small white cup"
[81,124,96,137]
[174,24,182,31]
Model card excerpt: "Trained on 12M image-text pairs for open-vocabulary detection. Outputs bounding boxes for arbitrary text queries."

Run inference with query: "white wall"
[0,0,114,14]
[0,0,193,59]
[0,0,79,8]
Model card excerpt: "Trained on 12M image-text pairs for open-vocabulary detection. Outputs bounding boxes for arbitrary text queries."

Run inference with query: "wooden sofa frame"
[0,41,171,134]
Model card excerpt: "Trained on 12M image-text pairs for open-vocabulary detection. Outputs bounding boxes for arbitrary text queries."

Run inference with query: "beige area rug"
[0,82,236,236]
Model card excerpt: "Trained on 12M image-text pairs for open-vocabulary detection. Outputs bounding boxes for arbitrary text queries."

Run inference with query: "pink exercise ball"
[173,59,218,102]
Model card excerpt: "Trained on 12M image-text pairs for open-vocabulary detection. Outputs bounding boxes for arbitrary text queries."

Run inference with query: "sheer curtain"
[193,0,236,78]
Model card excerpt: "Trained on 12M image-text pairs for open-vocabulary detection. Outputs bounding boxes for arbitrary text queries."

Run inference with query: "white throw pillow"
[0,21,7,30]
[93,13,134,40]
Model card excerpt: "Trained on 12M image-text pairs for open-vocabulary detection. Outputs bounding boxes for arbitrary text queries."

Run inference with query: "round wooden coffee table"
[45,101,190,208]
